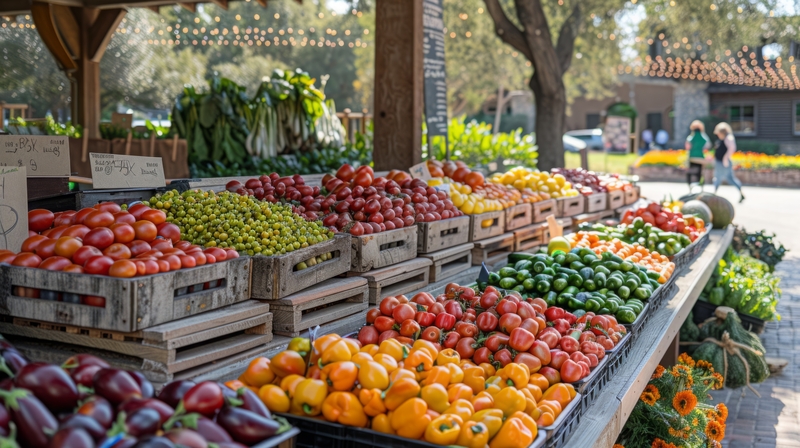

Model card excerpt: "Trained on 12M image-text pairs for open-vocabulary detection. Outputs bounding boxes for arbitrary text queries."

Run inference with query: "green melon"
[692,193,734,228]
[681,200,713,224]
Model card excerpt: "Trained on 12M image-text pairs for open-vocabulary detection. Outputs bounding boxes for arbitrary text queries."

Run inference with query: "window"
[726,104,756,135]
[586,113,600,129]
[794,101,800,135]
[646,113,663,132]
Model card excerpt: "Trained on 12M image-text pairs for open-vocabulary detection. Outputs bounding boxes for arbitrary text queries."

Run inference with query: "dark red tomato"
[141,259,160,275]
[456,337,476,360]
[62,224,91,239]
[21,235,48,253]
[110,223,136,244]
[132,221,158,242]
[420,326,441,343]
[109,260,137,278]
[84,256,114,275]
[391,304,415,323]
[39,256,72,271]
[358,326,379,346]
[142,209,166,225]
[189,252,207,266]
[128,204,151,220]
[204,247,227,262]
[84,210,115,229]
[150,239,173,251]
[42,225,67,239]
[0,253,17,264]
[128,240,152,257]
[140,250,164,258]
[71,246,102,266]
[156,259,171,273]
[493,348,513,367]
[113,211,136,225]
[225,249,239,259]
[11,252,42,267]
[132,260,147,276]
[335,164,355,182]
[94,202,122,214]
[53,211,77,227]
[62,264,84,274]
[103,243,132,261]
[28,209,55,232]
[373,316,396,333]
[183,382,224,417]
[54,236,83,259]
[83,227,115,250]
[82,295,106,307]
[73,208,96,225]
[179,255,196,269]
[160,255,181,271]
[156,223,181,243]
[473,347,492,365]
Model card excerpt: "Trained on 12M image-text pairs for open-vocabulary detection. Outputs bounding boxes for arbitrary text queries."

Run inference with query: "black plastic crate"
[622,302,650,338]
[280,414,442,448]
[648,272,677,311]
[672,225,712,274]
[572,355,610,408]
[692,299,766,334]
[253,427,300,448]
[543,393,582,448]
[28,180,191,212]
[605,332,633,378]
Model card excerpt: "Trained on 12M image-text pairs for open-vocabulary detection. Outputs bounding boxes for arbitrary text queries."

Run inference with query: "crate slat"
[469,211,506,242]
[416,216,471,253]
[607,190,625,210]
[361,258,432,304]
[472,232,515,266]
[504,204,533,231]
[532,199,557,223]
[514,223,547,253]
[556,196,585,217]
[624,188,638,205]
[419,243,474,283]
[584,193,608,213]
[350,227,418,272]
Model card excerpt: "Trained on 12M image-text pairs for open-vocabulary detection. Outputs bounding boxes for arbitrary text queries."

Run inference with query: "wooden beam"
[209,0,228,9]
[372,0,424,171]
[256,0,267,6]
[31,2,77,71]
[179,2,196,12]
[51,4,80,58]
[87,8,124,61]
[146,5,159,12]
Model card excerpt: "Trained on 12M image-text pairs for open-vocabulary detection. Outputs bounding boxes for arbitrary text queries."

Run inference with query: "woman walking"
[712,122,745,202]
[685,120,710,192]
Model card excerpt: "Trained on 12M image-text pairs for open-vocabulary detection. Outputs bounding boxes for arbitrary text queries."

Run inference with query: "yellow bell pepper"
[447,383,474,403]
[360,343,379,355]
[489,417,533,448]
[436,348,460,366]
[351,352,373,365]
[358,388,387,417]
[358,361,389,390]
[423,366,451,387]
[460,359,477,370]
[509,411,538,440]
[479,362,496,378]
[287,337,311,356]
[378,338,409,362]
[497,363,529,389]
[421,383,450,413]
[321,361,358,392]
[280,374,305,397]
[493,387,526,417]
[342,338,361,356]
[484,376,505,396]
[462,366,486,394]
[372,413,394,434]
[470,391,494,412]
[413,339,439,360]
[456,421,490,448]
[389,368,416,382]
[311,334,341,365]
[290,378,327,416]
[444,398,474,421]
[390,398,431,439]
[519,387,537,414]
[524,383,543,403]
[321,339,353,365]
[257,384,290,413]
[405,348,434,376]
[322,391,368,427]
[424,414,463,446]
[447,363,464,385]
[372,353,399,373]
[542,383,574,409]
[384,377,420,411]
[469,409,504,439]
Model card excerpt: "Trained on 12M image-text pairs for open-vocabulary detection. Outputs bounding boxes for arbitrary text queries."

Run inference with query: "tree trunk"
[531,77,566,171]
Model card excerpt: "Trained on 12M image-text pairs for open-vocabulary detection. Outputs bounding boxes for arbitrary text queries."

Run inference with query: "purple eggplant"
[47,427,95,448]
[14,363,78,413]
[0,388,57,448]
[58,414,106,441]
[0,349,28,378]
[0,404,8,437]
[71,364,103,388]
[233,387,272,419]
[118,398,174,425]
[123,408,161,437]
[216,443,248,448]
[177,415,232,443]
[131,436,175,448]
[127,371,154,399]
[156,380,194,409]
[164,429,208,448]
[216,406,280,445]
[76,396,114,428]
[92,369,142,405]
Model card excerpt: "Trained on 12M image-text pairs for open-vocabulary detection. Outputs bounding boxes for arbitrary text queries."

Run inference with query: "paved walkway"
[638,182,800,448]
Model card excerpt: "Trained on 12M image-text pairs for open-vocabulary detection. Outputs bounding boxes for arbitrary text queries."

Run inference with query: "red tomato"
[109,260,137,278]
[33,238,57,259]
[73,208,96,224]
[225,249,239,259]
[0,253,16,264]
[21,235,49,253]
[179,255,196,269]
[373,316,396,333]
[513,352,542,373]
[379,297,399,316]
[39,256,72,271]
[103,243,132,261]
[84,210,115,229]
[335,164,355,181]
[420,326,441,343]
[94,202,122,214]
[128,240,152,257]
[11,252,42,267]
[189,252,207,266]
[456,337,476,360]
[175,240,192,250]
[529,340,552,365]
[150,239,173,251]
[132,221,158,242]
[399,319,420,338]
[62,264,84,274]
[160,254,181,271]
[204,254,216,264]
[156,259,171,273]
[560,359,583,383]
[508,327,535,352]
[128,204,151,220]
[113,211,136,225]
[82,296,106,307]
[139,250,164,258]
[110,223,136,244]
[203,247,227,262]
[358,326,379,346]
[391,303,416,323]
[156,223,181,243]
[83,227,115,250]
[84,256,114,275]
[141,209,166,225]
[72,246,103,266]
[161,248,185,256]
[54,236,83,259]
[62,225,91,239]
[141,259,160,275]
[44,225,69,239]
[28,209,55,232]
[131,260,147,276]
[53,211,77,227]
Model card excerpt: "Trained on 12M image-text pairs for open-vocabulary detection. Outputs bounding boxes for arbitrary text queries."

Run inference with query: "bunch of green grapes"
[149,189,334,256]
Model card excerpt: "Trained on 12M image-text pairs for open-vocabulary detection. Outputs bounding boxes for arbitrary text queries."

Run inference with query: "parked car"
[563,134,588,153]
[565,129,604,151]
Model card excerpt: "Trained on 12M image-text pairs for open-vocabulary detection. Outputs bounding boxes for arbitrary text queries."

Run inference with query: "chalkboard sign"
[423,0,448,141]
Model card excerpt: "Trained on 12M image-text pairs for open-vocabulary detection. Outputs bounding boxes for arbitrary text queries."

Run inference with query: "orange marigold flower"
[641,392,658,406]
[685,373,694,388]
[716,403,729,421]
[673,390,698,416]
[692,417,699,427]
[651,438,669,448]
[706,420,725,442]
[644,384,661,401]
[712,372,725,389]
[696,360,714,372]
[613,445,625,448]
[652,365,665,379]
[671,364,691,378]
[678,353,696,367]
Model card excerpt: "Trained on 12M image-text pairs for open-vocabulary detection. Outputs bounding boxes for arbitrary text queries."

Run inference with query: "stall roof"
[0,0,281,15]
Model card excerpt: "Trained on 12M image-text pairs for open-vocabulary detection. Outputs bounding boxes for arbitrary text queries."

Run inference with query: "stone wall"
[673,81,710,143]
[630,165,800,188]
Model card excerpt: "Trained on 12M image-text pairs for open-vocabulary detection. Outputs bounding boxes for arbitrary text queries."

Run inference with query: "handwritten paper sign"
[408,162,432,181]
[0,167,28,252]
[0,135,71,177]
[89,153,166,189]
[422,0,449,139]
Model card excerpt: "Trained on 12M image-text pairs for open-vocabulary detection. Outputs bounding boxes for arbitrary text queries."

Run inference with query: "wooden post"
[373,0,423,171]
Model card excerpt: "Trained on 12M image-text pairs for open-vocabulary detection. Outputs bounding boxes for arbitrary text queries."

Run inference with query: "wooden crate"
[532,199,557,223]
[543,218,574,241]
[607,190,625,210]
[504,203,533,231]
[556,196,585,217]
[417,215,471,254]
[571,212,604,228]
[350,226,418,272]
[514,223,547,253]
[420,243,474,283]
[268,277,368,337]
[624,187,639,205]
[0,300,273,383]
[0,256,251,332]
[250,234,352,300]
[472,232,515,267]
[584,192,608,213]
[469,211,506,242]
[360,257,432,304]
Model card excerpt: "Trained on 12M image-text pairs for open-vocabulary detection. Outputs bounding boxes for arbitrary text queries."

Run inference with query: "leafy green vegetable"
[702,248,782,321]
[732,227,788,271]
[6,115,82,138]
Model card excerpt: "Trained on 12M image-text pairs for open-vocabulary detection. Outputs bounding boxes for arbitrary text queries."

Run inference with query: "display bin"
[543,393,582,447]
[647,273,677,311]
[416,215,471,254]
[504,203,534,231]
[692,299,766,334]
[532,199,557,223]
[27,181,191,212]
[350,226,418,272]
[573,355,611,408]
[253,427,300,448]
[555,196,585,218]
[672,225,713,274]
[469,210,506,241]
[607,190,625,211]
[622,302,651,338]
[584,192,608,213]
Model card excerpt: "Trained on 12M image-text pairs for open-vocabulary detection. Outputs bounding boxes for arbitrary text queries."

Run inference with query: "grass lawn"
[564,151,640,174]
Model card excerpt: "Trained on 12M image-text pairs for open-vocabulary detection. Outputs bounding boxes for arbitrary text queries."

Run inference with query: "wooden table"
[563,227,733,447]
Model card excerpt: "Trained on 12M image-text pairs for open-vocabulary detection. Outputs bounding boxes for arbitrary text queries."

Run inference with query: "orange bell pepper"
[484,376,504,396]
[456,421,490,448]
[258,384,290,413]
[342,337,361,355]
[280,374,305,397]
[538,399,562,418]
[270,350,307,378]
[360,343,379,356]
[413,339,439,360]
[384,377,420,411]
[436,348,460,366]
[469,409,503,439]
[378,338,409,362]
[290,378,327,416]
[462,366,486,394]
[424,414,462,445]
[321,339,354,365]
[358,360,389,390]
[423,366,451,387]
[444,398,474,421]
[390,398,431,439]
[535,406,555,427]
[542,383,574,409]
[497,363,529,389]
[405,349,434,376]
[321,361,358,392]
[479,362,496,378]
[519,387,537,414]
[389,367,416,382]
[489,416,533,448]
[523,383,543,402]
[447,363,464,384]
[447,383,473,403]
[529,373,550,391]
[351,351,373,365]
[421,383,450,413]
[311,334,341,365]
[305,364,322,380]
[372,353,399,373]
[358,388,387,417]
[239,357,276,387]
[493,387,526,417]
[470,391,494,412]
[322,391,368,427]
[372,413,394,434]
[510,411,538,439]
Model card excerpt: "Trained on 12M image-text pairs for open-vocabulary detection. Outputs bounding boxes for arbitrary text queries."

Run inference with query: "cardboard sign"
[89,153,167,189]
[408,162,432,181]
[0,166,28,252]
[112,113,134,129]
[0,135,71,177]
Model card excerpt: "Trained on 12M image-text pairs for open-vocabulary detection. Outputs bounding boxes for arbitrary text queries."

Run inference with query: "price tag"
[408,162,432,181]
[90,153,167,189]
[0,135,71,177]
[0,166,28,252]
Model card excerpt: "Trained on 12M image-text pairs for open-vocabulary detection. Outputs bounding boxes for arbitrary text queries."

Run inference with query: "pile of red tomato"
[620,202,704,241]
[224,173,322,222]
[0,202,239,307]
[357,283,628,385]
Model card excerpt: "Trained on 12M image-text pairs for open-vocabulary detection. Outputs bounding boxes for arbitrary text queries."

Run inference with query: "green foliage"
[735,140,780,156]
[424,117,537,172]
[99,123,129,140]
[6,116,82,138]
[732,227,787,271]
